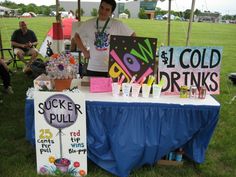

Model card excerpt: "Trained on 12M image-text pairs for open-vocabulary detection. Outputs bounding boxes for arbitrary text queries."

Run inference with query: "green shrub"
[138,8,148,19]
[91,8,98,17]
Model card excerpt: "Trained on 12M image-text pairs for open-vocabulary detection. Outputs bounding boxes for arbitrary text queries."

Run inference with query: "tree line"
[1,0,236,20]
[0,0,57,16]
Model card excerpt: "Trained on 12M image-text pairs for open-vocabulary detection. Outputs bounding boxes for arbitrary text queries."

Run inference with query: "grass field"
[0,17,236,177]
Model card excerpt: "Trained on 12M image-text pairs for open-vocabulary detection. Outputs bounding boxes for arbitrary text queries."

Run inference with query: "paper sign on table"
[90,77,112,93]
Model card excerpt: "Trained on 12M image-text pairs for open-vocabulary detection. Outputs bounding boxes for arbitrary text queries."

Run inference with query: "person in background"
[0,59,13,95]
[68,10,75,19]
[74,0,136,77]
[11,21,38,72]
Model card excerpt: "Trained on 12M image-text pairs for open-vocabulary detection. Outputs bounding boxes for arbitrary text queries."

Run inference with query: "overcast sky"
[1,0,236,15]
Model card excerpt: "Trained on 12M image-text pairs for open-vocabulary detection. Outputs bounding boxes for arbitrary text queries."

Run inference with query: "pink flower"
[73,161,80,167]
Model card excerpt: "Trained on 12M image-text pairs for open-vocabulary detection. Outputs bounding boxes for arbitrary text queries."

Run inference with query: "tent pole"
[77,0,81,21]
[0,30,4,59]
[186,0,196,46]
[167,0,171,46]
[55,0,61,53]
[56,0,61,23]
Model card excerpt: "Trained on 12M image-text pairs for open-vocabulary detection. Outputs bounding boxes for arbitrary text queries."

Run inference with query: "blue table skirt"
[25,99,35,145]
[25,99,220,177]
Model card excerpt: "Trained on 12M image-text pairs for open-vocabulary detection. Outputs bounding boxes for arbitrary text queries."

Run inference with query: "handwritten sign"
[34,91,87,176]
[158,46,223,95]
[109,35,157,83]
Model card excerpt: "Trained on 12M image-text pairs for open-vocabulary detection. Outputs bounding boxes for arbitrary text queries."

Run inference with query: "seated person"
[0,59,13,94]
[11,21,38,71]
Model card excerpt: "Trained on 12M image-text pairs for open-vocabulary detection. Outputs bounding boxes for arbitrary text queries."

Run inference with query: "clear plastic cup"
[152,84,162,98]
[112,82,121,96]
[142,84,151,98]
[131,83,141,97]
[122,83,131,97]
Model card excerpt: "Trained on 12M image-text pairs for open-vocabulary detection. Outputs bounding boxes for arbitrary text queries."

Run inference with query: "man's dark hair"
[101,0,117,13]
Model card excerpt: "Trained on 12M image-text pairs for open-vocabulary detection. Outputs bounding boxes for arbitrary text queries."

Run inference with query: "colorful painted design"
[109,35,157,83]
[42,94,79,129]
[94,32,109,51]
[39,156,86,176]
[54,158,71,173]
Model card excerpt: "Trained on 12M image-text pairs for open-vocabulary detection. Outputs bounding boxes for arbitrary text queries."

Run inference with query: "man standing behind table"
[11,21,38,72]
[75,0,136,77]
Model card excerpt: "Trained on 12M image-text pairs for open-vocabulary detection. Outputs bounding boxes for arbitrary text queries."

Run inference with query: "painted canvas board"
[34,91,87,176]
[109,35,157,83]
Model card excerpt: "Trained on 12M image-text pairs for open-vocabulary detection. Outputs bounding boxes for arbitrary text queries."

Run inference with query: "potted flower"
[46,53,79,91]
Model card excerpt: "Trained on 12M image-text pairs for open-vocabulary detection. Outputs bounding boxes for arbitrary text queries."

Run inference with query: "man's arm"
[117,20,136,37]
[28,41,38,48]
[11,37,38,49]
[11,41,26,48]
[74,32,90,59]
[11,30,23,48]
[30,31,38,47]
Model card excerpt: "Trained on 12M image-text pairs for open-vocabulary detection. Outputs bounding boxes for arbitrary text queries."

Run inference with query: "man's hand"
[28,42,33,48]
[21,44,27,48]
[83,50,90,60]
[23,42,33,49]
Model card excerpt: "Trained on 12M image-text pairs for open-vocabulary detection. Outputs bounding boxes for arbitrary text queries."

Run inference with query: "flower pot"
[54,158,71,173]
[54,79,72,91]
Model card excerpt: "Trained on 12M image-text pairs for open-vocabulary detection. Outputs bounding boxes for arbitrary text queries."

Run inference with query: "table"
[25,88,220,177]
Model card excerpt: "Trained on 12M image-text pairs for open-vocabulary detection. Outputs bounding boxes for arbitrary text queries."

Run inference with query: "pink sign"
[90,77,112,93]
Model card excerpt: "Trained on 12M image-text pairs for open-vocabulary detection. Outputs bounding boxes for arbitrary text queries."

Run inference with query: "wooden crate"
[157,159,183,166]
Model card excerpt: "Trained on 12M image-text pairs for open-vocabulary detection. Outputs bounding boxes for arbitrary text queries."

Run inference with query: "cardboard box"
[34,74,53,90]
[157,160,183,166]
[80,76,90,86]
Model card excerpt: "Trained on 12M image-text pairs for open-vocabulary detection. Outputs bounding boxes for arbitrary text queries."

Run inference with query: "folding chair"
[12,50,31,68]
[12,43,38,68]
[0,48,15,65]
[0,30,14,65]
